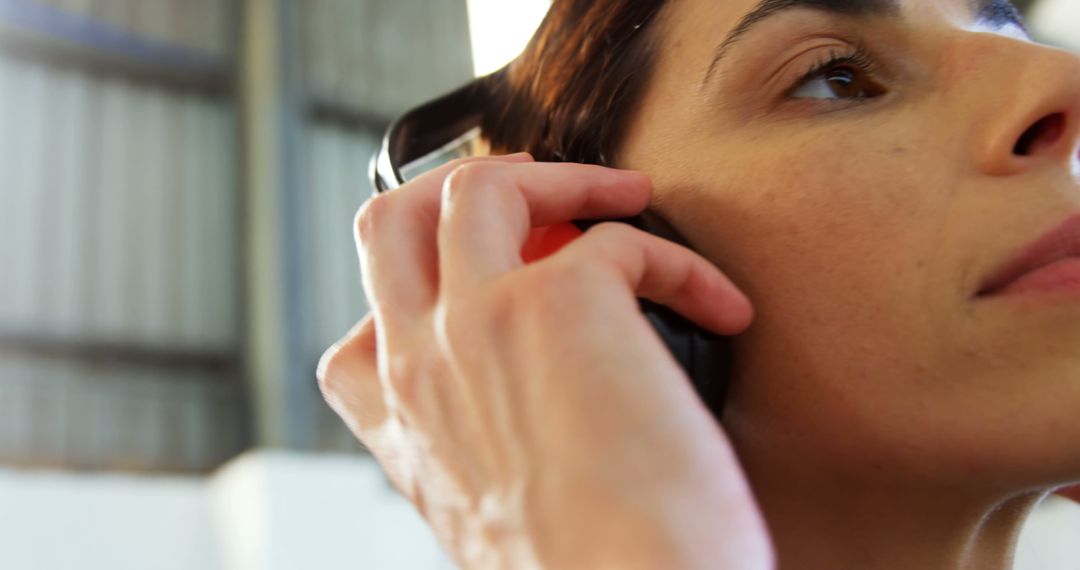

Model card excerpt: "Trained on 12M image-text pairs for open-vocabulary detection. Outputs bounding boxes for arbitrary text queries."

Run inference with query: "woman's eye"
[789,62,886,100]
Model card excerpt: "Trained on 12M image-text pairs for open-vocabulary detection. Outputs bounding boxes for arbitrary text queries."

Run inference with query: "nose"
[968,36,1080,177]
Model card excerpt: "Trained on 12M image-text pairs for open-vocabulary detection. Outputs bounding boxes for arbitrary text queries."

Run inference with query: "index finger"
[437,161,653,292]
[354,153,533,336]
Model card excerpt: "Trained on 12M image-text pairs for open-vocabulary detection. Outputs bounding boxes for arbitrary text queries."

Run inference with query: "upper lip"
[976,212,1080,297]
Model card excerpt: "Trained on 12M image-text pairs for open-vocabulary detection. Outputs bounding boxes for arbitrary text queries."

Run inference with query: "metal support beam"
[0,0,231,92]
[239,0,317,448]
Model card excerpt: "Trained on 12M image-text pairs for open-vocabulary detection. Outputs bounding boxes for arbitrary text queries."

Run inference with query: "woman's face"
[618,0,1080,491]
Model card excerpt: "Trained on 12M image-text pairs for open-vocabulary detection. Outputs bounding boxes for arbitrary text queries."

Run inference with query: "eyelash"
[785,42,884,99]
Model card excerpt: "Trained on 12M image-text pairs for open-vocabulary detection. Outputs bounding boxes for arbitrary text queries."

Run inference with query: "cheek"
[646,113,1080,485]
[741,148,938,380]
[680,137,941,342]
[660,134,961,465]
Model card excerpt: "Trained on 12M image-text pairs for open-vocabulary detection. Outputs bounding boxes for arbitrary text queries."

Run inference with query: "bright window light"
[467,0,551,77]
[1029,0,1080,51]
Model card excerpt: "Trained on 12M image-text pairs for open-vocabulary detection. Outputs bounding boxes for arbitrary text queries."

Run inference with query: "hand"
[317,153,774,570]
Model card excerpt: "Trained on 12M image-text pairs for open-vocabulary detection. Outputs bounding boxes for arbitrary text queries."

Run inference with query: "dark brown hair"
[479,0,668,166]
[478,1,741,423]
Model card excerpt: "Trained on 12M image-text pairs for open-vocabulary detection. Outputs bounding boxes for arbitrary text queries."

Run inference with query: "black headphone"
[370,71,734,419]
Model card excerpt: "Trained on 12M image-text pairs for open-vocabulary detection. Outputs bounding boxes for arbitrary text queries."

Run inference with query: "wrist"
[516,481,703,570]
[513,468,771,570]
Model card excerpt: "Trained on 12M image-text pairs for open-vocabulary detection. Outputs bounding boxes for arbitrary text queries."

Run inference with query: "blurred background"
[0,0,1077,569]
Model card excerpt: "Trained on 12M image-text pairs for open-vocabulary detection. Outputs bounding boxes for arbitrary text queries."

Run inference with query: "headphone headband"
[374,70,504,193]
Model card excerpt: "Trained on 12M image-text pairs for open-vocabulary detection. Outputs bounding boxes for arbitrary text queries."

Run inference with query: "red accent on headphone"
[521,222,584,264]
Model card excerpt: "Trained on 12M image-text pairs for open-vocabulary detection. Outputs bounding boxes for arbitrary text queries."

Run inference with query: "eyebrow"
[702,0,1026,88]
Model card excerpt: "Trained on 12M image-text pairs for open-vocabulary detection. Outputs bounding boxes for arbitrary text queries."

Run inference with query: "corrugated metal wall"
[296,0,472,355]
[35,0,232,57]
[302,0,474,119]
[0,0,474,468]
[0,0,244,472]
[0,55,237,349]
[299,122,377,452]
[296,0,472,452]
[299,123,374,367]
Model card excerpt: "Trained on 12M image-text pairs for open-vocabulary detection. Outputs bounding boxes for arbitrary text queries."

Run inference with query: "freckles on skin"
[746,136,925,252]
[656,123,939,324]
[651,121,961,427]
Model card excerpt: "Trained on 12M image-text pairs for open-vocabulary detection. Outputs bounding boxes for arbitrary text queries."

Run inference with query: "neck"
[740,455,1046,570]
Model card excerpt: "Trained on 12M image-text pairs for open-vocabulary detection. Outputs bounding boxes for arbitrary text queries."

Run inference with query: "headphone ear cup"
[521,222,584,264]
[573,214,733,421]
[691,321,733,420]
[525,215,733,422]
[640,299,732,421]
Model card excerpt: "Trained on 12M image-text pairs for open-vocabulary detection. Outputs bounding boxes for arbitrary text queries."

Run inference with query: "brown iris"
[820,65,884,99]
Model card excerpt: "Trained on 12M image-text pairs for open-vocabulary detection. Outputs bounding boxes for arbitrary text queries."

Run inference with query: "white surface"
[0,467,218,570]
[0,451,1076,569]
[209,451,456,570]
[0,451,455,570]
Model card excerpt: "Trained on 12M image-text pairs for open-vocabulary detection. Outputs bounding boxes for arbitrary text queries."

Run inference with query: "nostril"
[1013,113,1067,156]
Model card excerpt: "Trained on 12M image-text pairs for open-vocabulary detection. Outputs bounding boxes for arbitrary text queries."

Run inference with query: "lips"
[976,213,1080,297]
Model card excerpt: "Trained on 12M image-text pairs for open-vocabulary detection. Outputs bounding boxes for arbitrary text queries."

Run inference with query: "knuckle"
[384,352,421,404]
[582,222,641,268]
[588,220,634,237]
[315,332,365,399]
[533,254,594,286]
[586,221,638,249]
[315,344,343,398]
[432,296,487,352]
[443,161,502,201]
[353,192,396,245]
[517,256,602,311]
[443,156,478,172]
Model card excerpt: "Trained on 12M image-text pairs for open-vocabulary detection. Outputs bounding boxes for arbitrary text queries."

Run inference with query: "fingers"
[317,314,421,496]
[550,222,754,335]
[317,313,387,439]
[437,161,651,291]
[357,154,750,352]
[354,153,533,335]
